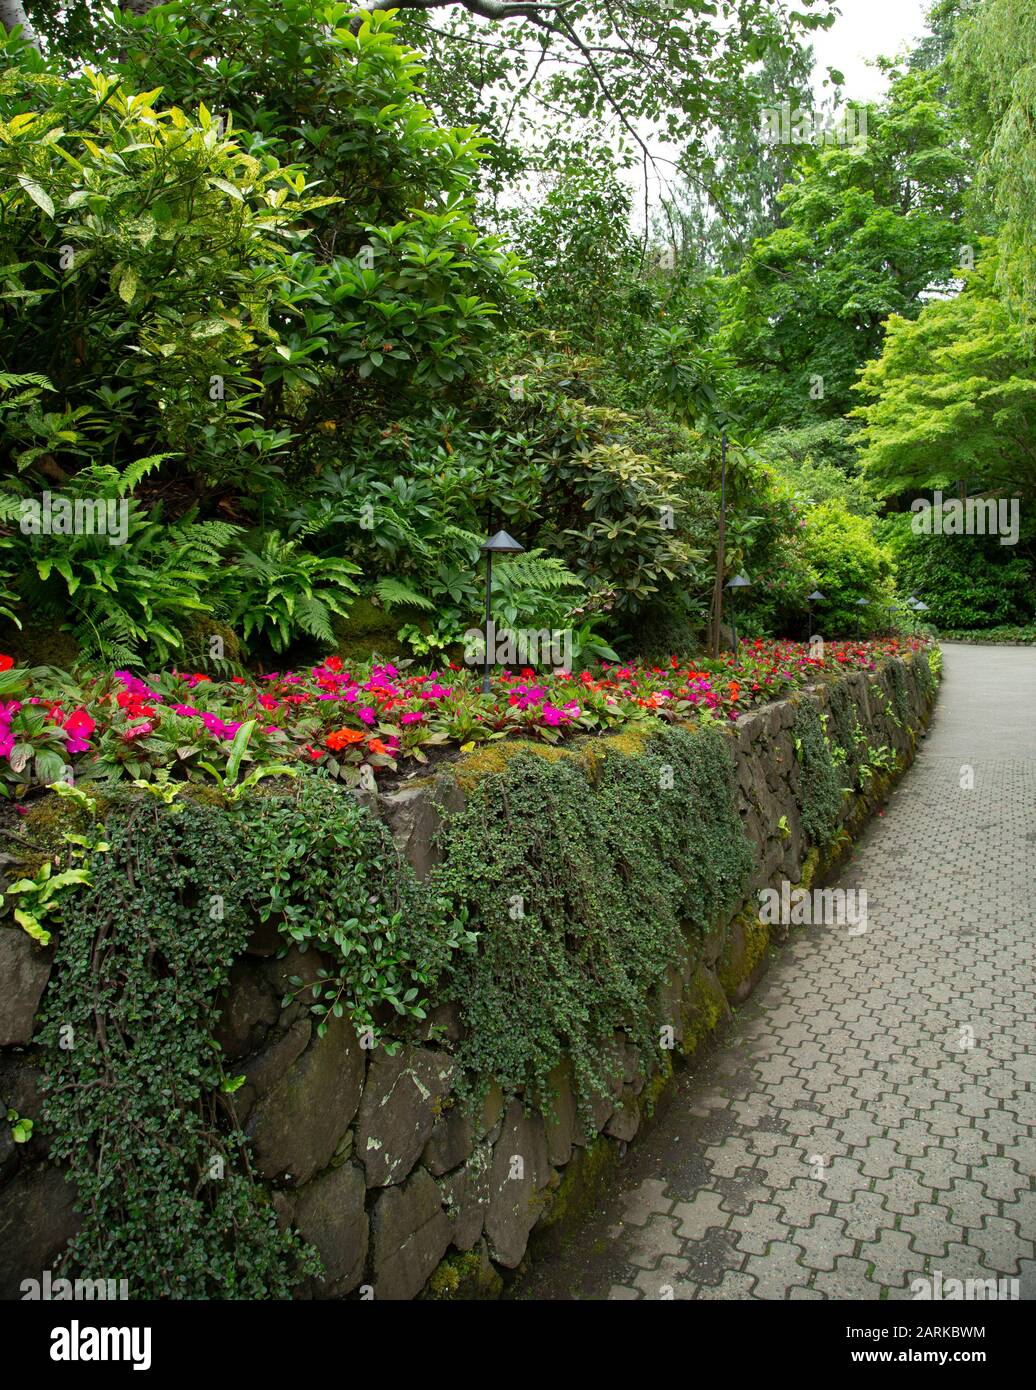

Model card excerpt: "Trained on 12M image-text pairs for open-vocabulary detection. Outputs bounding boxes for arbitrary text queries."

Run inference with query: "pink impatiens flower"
[62,706,95,753]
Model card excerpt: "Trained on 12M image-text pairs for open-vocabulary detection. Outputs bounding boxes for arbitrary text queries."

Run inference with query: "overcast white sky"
[810,0,933,102]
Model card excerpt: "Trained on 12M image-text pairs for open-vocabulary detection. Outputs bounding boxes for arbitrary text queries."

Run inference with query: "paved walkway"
[517,645,1036,1300]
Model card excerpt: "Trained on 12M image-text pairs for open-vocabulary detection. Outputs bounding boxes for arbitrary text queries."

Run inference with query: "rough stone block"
[247,1013,364,1186]
[0,1163,80,1300]
[437,1141,493,1252]
[485,1100,552,1268]
[213,957,279,1060]
[357,1045,454,1188]
[0,929,51,1047]
[293,1161,368,1297]
[604,1089,641,1143]
[370,1168,451,1299]
[542,1061,578,1168]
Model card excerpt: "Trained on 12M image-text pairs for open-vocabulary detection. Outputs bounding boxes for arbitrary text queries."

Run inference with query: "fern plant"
[490,549,584,630]
[220,532,361,654]
[5,460,240,666]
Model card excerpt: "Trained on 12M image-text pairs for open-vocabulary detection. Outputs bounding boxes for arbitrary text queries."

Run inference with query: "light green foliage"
[723,68,969,427]
[951,0,1036,329]
[855,240,1036,498]
[801,500,896,635]
[0,69,333,485]
[760,421,877,517]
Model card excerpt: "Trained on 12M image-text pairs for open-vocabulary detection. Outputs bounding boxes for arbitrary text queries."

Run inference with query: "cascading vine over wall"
[0,649,939,1300]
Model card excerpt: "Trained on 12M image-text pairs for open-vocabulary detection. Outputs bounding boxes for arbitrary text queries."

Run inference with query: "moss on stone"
[13,792,106,875]
[179,615,245,670]
[716,909,770,999]
[451,739,570,794]
[682,964,728,1055]
[329,598,409,666]
[797,847,822,892]
[0,622,81,673]
[639,1052,673,1120]
[532,1134,618,1241]
[423,1246,503,1300]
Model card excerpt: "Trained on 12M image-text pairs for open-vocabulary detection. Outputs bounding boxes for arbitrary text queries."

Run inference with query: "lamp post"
[855,597,869,639]
[480,530,525,695]
[711,428,728,659]
[725,573,751,656]
[806,589,826,641]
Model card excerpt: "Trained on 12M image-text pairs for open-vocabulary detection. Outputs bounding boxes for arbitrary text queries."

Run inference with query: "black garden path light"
[854,597,870,639]
[725,573,751,657]
[806,589,826,641]
[910,598,930,622]
[480,530,525,695]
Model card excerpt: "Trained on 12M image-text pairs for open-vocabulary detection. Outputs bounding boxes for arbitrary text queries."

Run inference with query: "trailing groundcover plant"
[36,794,321,1297]
[431,729,754,1116]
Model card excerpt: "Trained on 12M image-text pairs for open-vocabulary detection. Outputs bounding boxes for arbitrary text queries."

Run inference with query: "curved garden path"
[517,644,1036,1300]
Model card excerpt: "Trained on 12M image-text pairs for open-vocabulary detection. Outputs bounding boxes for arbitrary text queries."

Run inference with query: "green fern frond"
[119,453,178,495]
[0,371,53,394]
[502,550,582,590]
[374,577,435,611]
[295,595,335,644]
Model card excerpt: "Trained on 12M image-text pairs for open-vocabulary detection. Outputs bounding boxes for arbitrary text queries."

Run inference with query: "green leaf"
[13,909,50,946]
[118,266,139,304]
[17,176,54,218]
[225,718,256,785]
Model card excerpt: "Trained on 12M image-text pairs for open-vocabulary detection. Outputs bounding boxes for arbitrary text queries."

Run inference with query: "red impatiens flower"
[0,654,13,672]
[325,727,365,751]
[367,737,391,756]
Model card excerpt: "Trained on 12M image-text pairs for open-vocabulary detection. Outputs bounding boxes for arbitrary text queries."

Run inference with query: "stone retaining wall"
[0,651,938,1300]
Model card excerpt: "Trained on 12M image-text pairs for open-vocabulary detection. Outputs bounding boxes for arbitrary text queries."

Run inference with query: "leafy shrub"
[0,68,333,491]
[877,513,1034,630]
[801,500,896,636]
[220,532,360,655]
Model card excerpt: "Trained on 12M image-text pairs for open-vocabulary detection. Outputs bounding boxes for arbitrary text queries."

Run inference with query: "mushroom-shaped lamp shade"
[807,590,826,604]
[725,573,752,591]
[912,601,929,613]
[855,598,870,607]
[481,530,525,555]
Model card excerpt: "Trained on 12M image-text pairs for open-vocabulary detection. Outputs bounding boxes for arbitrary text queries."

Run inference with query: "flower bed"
[0,638,932,794]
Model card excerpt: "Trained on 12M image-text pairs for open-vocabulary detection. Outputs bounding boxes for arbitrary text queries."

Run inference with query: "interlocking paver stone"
[515,647,1036,1300]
